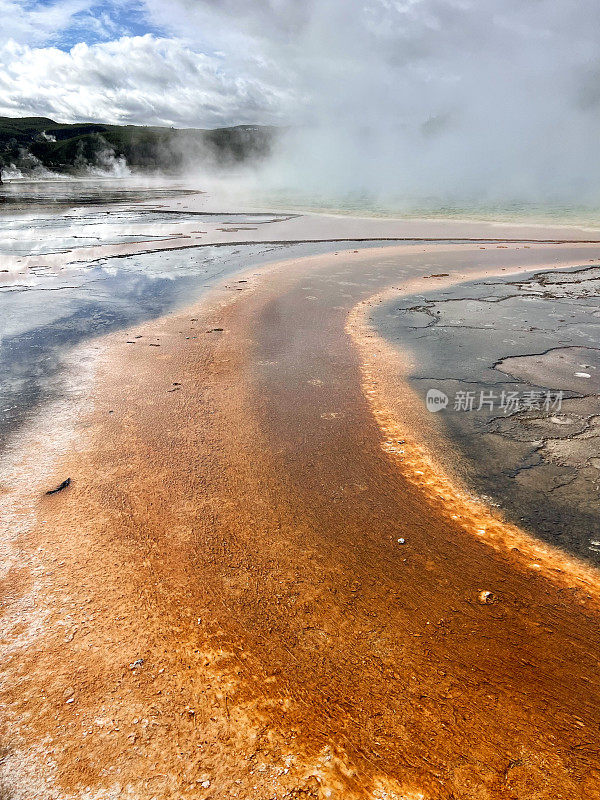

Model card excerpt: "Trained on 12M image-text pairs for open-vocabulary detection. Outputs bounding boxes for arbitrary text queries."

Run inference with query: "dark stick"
[45,478,71,495]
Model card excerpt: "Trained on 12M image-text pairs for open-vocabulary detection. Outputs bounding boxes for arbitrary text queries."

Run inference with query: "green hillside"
[0,116,276,175]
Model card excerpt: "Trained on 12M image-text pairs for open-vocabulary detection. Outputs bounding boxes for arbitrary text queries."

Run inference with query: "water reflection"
[0,225,385,449]
[0,177,191,211]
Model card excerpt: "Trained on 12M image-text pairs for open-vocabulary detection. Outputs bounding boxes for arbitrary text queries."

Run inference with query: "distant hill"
[0,116,277,177]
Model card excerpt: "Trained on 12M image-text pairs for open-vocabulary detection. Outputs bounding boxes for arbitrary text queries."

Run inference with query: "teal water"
[257,190,600,229]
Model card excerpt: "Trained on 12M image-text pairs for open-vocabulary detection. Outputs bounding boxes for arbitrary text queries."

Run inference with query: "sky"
[2,0,599,130]
[0,0,294,126]
[2,1,600,202]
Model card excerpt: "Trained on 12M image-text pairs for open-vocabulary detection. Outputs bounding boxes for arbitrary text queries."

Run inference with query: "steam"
[1,148,60,180]
[4,0,600,208]
[154,0,600,209]
[1,134,131,180]
[73,134,131,178]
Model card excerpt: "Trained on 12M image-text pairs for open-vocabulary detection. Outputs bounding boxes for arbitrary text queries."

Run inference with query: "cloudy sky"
[0,0,296,126]
[2,0,600,202]
[2,0,599,131]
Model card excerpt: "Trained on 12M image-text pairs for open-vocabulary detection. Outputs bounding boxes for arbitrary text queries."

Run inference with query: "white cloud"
[0,34,291,126]
[3,0,600,201]
[0,0,94,46]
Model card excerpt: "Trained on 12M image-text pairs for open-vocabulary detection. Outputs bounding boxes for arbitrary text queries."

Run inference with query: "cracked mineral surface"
[372,263,600,562]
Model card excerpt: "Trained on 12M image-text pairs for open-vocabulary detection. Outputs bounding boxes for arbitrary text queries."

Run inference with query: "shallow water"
[0,190,391,450]
[372,264,600,564]
[0,181,324,446]
[0,177,191,211]
[0,208,292,257]
[257,189,600,229]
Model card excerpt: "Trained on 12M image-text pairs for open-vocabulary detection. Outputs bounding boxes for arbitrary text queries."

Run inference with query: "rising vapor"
[155,0,600,206]
[4,0,600,206]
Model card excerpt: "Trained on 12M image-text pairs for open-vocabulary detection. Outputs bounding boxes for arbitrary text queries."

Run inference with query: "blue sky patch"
[27,0,165,49]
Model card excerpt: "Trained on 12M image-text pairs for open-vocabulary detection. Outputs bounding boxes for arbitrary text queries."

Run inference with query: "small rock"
[397,538,405,544]
[478,590,496,605]
[200,780,211,789]
[129,658,144,669]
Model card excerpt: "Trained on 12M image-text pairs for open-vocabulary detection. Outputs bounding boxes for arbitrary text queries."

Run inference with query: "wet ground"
[4,196,600,797]
[0,178,192,211]
[372,263,600,564]
[4,242,600,800]
[0,180,347,447]
[4,178,600,563]
[0,180,395,449]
